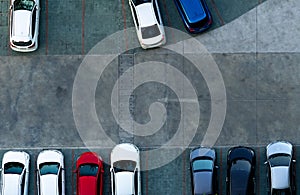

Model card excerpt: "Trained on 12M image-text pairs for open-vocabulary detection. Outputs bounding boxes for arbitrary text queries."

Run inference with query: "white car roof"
[3,174,22,195]
[40,175,59,195]
[267,141,293,158]
[12,10,32,40]
[111,143,139,164]
[37,150,64,165]
[136,3,156,27]
[115,172,134,195]
[271,166,290,189]
[2,151,29,165]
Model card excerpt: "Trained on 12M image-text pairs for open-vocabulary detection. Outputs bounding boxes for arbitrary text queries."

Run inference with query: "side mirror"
[293,159,296,163]
[36,6,39,10]
[9,5,12,10]
[73,169,77,173]
[264,161,268,165]
[110,168,113,172]
[215,165,219,169]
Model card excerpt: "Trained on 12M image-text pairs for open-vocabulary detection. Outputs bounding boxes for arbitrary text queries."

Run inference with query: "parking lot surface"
[0,0,300,194]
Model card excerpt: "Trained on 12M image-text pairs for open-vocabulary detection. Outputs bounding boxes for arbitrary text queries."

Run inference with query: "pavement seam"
[81,0,85,55]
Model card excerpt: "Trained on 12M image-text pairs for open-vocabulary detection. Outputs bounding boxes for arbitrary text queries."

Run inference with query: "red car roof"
[78,176,98,195]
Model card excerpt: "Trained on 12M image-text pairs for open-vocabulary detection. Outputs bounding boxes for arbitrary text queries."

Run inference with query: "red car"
[76,152,104,195]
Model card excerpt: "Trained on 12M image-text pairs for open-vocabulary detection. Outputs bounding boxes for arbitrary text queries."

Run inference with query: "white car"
[9,0,40,52]
[110,143,141,195]
[129,0,166,49]
[37,150,65,195]
[0,151,30,195]
[265,141,296,194]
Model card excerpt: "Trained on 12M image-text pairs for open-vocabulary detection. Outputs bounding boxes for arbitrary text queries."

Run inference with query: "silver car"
[265,141,296,195]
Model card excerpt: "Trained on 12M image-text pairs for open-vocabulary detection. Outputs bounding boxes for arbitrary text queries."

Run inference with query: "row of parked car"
[192,141,296,195]
[0,143,139,195]
[0,141,296,195]
[9,0,212,52]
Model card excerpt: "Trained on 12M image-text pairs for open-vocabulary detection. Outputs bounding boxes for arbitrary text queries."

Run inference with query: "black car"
[227,146,256,195]
[190,147,218,195]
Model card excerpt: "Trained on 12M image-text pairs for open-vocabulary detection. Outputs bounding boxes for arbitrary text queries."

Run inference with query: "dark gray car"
[190,147,217,195]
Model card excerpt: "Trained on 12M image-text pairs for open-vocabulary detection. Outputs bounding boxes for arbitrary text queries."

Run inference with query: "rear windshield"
[141,24,160,39]
[79,164,99,177]
[14,0,35,11]
[4,162,24,174]
[12,40,32,47]
[272,188,292,195]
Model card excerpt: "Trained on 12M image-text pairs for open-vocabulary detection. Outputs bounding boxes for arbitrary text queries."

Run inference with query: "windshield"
[79,164,99,177]
[4,162,24,174]
[269,155,291,167]
[39,162,60,175]
[14,0,35,11]
[272,188,292,195]
[192,159,213,172]
[132,0,151,6]
[113,160,136,173]
[141,24,161,39]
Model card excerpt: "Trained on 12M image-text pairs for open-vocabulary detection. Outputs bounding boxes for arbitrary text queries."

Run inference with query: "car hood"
[3,174,21,195]
[267,142,292,157]
[193,172,213,194]
[40,175,58,194]
[111,144,139,163]
[78,176,97,195]
[136,3,156,27]
[37,150,64,165]
[190,148,215,161]
[77,152,102,167]
[13,10,31,40]
[115,172,134,195]
[2,151,29,166]
[271,166,290,189]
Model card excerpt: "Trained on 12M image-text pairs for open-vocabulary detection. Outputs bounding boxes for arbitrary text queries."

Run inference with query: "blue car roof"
[178,0,207,23]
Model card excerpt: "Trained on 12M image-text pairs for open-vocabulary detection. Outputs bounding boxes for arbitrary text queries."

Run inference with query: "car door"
[129,0,140,31]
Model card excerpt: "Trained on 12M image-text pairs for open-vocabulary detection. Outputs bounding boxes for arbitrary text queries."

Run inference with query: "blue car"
[174,0,212,33]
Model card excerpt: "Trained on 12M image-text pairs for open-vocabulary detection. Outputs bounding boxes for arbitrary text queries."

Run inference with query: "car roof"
[271,166,290,189]
[267,141,293,158]
[193,171,213,194]
[3,174,21,195]
[12,10,32,40]
[230,160,251,194]
[136,3,156,27]
[78,176,98,195]
[115,172,134,195]
[177,0,206,23]
[40,175,59,195]
[190,147,215,161]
